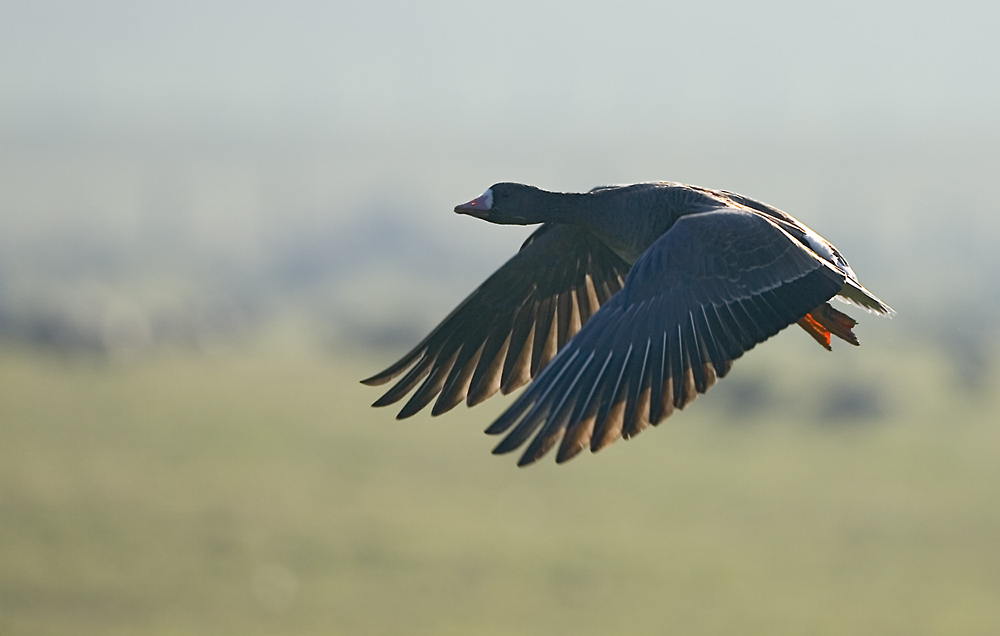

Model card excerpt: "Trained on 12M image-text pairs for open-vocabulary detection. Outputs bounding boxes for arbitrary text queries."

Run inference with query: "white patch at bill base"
[478,188,493,210]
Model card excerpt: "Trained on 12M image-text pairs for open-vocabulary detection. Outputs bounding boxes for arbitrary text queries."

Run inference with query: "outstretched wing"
[361,224,631,418]
[486,209,848,466]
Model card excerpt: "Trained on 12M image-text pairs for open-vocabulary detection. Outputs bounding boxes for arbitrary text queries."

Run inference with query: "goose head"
[454,182,553,225]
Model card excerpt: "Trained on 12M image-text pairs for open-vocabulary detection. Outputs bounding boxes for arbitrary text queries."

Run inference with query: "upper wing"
[361,223,631,418]
[485,209,848,466]
[720,189,893,315]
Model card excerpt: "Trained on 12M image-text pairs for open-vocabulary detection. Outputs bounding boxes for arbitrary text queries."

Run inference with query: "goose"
[361,182,893,466]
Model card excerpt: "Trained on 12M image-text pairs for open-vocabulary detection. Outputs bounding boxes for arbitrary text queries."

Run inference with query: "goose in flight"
[361,182,893,466]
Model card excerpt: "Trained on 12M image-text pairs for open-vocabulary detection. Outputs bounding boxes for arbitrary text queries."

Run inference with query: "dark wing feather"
[487,209,848,466]
[720,188,894,316]
[361,224,630,418]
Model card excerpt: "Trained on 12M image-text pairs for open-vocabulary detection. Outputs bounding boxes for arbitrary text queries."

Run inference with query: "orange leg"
[797,302,859,350]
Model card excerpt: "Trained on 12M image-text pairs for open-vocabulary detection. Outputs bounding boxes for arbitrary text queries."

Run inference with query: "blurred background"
[2,1,1000,634]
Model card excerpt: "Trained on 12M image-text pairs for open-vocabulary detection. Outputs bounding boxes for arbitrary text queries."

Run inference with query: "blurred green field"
[1,335,999,636]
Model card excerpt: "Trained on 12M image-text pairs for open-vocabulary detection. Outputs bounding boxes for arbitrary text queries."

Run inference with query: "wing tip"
[360,372,392,387]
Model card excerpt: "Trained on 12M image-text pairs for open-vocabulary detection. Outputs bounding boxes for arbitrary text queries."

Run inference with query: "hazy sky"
[1,0,998,334]
[2,0,998,147]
